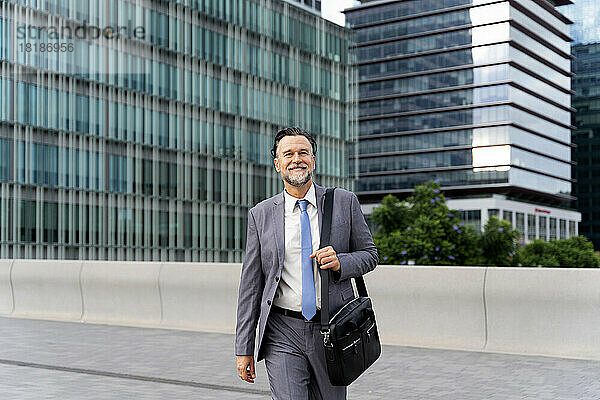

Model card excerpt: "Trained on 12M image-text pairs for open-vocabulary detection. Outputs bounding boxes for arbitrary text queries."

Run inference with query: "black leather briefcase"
[319,188,381,386]
[321,295,381,386]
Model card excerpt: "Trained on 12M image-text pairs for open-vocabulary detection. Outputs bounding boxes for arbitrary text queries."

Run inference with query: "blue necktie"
[297,200,316,321]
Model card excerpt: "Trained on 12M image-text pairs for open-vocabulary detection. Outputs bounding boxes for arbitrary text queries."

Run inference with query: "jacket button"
[267,300,271,306]
[275,276,279,282]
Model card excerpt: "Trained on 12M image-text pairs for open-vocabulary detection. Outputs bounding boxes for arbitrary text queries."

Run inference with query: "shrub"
[512,240,558,267]
[514,236,600,268]
[477,216,520,266]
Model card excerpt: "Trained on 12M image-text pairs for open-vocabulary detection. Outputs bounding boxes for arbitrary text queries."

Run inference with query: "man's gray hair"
[270,127,317,159]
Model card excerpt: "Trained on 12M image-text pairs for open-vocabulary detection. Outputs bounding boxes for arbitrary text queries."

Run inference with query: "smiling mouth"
[289,166,307,171]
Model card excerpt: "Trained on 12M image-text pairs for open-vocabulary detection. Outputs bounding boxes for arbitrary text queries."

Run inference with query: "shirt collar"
[284,183,317,213]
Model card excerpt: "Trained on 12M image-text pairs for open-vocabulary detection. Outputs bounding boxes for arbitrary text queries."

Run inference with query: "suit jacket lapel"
[272,192,285,269]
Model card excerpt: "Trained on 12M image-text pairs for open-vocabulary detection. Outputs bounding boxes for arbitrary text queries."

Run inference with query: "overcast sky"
[321,0,356,26]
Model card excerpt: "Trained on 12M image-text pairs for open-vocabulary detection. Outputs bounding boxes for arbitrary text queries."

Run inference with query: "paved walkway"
[0,317,599,399]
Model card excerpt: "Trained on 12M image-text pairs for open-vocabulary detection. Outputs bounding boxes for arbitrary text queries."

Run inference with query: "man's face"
[274,135,316,188]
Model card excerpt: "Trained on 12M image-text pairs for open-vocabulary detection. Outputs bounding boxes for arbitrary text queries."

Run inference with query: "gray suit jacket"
[235,183,378,361]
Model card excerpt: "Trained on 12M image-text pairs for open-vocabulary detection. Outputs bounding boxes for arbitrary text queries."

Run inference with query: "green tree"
[373,181,478,265]
[478,216,520,266]
[370,195,408,235]
[515,236,600,268]
[552,236,600,267]
[512,240,558,267]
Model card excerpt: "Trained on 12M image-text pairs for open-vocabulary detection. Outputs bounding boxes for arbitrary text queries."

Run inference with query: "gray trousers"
[263,312,347,400]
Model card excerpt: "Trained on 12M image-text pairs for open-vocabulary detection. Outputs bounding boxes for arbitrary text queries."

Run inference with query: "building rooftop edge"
[281,0,322,16]
[344,0,573,13]
[553,0,573,5]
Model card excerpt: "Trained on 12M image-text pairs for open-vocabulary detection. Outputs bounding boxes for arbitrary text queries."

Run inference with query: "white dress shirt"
[273,183,322,311]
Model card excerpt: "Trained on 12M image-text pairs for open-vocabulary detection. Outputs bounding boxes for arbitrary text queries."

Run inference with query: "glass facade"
[516,212,525,239]
[346,0,574,206]
[572,43,600,249]
[527,214,536,241]
[550,217,558,240]
[503,210,513,224]
[459,209,481,232]
[566,0,600,250]
[0,0,354,261]
[562,0,600,45]
[539,215,548,240]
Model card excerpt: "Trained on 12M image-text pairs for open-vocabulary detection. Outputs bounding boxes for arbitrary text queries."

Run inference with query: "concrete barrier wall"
[368,266,487,351]
[1,260,600,360]
[11,260,83,320]
[81,261,162,326]
[485,267,600,359]
[159,263,241,333]
[0,259,13,314]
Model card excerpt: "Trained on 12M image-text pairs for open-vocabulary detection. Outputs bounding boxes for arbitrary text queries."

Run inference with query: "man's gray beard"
[284,170,312,187]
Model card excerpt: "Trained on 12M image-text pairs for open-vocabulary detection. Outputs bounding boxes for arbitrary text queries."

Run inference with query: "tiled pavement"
[0,317,599,399]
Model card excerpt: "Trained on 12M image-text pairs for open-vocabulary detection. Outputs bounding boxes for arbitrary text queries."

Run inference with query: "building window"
[539,216,547,241]
[20,200,36,243]
[559,219,567,239]
[488,209,499,218]
[516,212,525,239]
[460,210,481,232]
[527,214,536,241]
[43,202,58,244]
[503,210,513,225]
[569,220,576,237]
[549,218,557,240]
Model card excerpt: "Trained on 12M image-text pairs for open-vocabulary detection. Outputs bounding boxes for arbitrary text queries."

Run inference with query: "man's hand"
[311,246,340,272]
[236,355,256,383]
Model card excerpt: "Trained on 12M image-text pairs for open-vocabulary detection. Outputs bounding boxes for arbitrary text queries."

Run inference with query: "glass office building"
[562,0,600,45]
[345,0,581,241]
[571,43,600,249]
[564,2,600,249]
[0,0,354,261]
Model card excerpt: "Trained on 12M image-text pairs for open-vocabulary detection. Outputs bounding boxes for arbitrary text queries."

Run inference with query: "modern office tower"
[0,0,354,261]
[562,0,600,45]
[571,43,600,249]
[345,0,580,242]
[563,3,600,249]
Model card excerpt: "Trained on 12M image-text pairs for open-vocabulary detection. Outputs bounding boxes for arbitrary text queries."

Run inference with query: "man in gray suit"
[235,127,378,400]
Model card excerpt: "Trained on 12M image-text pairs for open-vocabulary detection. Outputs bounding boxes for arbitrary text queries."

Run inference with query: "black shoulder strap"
[319,188,369,326]
[319,188,335,326]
